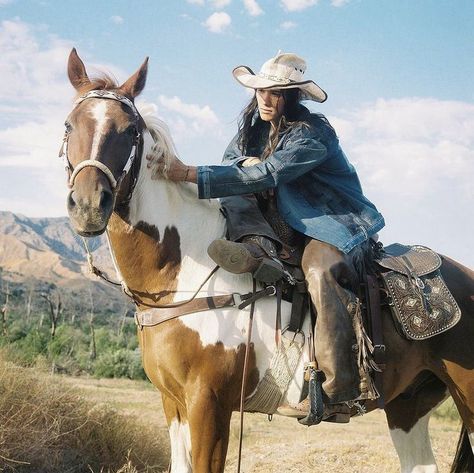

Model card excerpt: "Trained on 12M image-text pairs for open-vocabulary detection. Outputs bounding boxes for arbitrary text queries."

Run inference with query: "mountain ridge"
[0,210,127,313]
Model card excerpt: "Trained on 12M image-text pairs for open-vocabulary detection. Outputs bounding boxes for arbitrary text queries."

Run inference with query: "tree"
[40,288,63,338]
[0,278,11,337]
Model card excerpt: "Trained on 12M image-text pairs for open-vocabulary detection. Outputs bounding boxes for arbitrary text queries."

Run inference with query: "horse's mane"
[137,102,179,176]
[76,73,120,96]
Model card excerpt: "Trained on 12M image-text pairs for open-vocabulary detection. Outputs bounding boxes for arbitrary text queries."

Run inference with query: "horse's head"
[62,48,148,236]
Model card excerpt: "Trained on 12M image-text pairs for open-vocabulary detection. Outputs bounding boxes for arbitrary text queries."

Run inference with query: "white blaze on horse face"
[390,411,438,473]
[169,419,192,473]
[470,431,474,455]
[89,100,110,160]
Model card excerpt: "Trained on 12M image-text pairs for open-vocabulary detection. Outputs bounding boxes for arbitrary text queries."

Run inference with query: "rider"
[149,52,385,421]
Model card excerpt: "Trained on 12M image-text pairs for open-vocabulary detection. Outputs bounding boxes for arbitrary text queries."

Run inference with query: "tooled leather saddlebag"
[375,244,461,340]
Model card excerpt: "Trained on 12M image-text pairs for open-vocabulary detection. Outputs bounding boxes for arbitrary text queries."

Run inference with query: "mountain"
[0,211,129,314]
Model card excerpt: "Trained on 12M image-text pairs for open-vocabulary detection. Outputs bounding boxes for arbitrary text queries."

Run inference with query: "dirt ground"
[64,376,461,473]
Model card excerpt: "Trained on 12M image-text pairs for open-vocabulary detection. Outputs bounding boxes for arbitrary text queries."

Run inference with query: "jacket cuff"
[197,166,212,199]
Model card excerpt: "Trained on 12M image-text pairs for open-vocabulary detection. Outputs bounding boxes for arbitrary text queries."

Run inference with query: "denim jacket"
[197,106,385,253]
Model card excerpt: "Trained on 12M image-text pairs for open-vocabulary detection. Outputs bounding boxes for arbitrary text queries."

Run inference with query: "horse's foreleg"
[187,388,232,473]
[162,393,192,473]
[385,375,448,473]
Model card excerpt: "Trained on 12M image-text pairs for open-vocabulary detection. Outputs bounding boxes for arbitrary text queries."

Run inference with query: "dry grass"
[67,377,462,473]
[0,353,462,473]
[0,354,168,473]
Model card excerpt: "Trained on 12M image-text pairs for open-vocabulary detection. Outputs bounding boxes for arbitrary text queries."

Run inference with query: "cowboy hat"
[232,52,327,103]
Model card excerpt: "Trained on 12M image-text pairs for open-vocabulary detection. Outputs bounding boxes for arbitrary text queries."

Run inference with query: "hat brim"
[232,66,327,103]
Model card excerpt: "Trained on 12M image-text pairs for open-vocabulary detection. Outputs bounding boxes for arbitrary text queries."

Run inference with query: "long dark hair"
[237,88,299,159]
[237,88,335,159]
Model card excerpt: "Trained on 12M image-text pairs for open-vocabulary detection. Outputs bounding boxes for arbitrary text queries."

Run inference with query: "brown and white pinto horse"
[63,49,474,473]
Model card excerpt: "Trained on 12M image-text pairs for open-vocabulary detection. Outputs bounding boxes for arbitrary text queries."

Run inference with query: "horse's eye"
[126,126,136,137]
[65,121,73,133]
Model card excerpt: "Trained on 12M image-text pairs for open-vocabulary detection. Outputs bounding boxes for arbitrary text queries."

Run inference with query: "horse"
[61,48,474,473]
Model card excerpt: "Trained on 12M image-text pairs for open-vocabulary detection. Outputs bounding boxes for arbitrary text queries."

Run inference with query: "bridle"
[59,89,142,197]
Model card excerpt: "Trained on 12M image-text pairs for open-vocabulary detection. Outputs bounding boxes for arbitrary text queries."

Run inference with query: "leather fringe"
[352,298,380,401]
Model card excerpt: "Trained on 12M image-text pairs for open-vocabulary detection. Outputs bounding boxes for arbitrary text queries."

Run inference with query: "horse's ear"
[68,48,90,91]
[120,57,148,99]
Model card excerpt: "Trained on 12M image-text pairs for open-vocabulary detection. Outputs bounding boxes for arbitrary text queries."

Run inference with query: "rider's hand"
[241,157,262,167]
[146,151,194,182]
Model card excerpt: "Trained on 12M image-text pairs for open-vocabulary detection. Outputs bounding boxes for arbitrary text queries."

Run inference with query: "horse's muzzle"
[67,187,114,236]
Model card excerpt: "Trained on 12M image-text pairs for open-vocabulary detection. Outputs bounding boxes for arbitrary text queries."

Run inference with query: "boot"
[207,236,284,283]
[277,398,351,423]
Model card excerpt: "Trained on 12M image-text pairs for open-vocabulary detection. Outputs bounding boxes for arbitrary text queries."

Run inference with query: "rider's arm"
[196,126,328,199]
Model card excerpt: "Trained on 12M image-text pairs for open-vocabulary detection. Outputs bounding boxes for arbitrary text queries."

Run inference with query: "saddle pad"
[376,244,441,277]
[382,269,461,340]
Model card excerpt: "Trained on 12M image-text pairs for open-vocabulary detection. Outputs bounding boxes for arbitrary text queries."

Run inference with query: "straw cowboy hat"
[232,52,327,103]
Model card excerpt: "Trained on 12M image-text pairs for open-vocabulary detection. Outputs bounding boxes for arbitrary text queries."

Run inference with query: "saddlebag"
[375,243,461,340]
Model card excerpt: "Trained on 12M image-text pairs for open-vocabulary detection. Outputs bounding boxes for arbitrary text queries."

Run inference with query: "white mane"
[136,101,179,168]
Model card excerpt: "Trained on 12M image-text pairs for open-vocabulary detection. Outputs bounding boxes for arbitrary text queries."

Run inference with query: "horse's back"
[439,254,474,318]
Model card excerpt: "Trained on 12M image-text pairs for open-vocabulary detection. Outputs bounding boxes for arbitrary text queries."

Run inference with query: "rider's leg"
[208,195,285,282]
[302,239,363,404]
[220,194,280,244]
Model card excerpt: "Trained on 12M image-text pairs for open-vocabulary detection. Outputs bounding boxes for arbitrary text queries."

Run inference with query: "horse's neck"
[107,130,237,302]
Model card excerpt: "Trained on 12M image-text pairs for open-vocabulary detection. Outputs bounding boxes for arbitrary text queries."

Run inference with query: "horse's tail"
[450,424,474,473]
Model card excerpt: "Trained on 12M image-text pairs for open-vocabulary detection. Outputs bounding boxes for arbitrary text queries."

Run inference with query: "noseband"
[59,90,141,194]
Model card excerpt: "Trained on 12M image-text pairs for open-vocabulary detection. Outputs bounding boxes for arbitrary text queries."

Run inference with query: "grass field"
[64,376,462,473]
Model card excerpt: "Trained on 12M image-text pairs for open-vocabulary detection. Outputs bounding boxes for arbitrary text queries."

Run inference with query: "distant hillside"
[0,210,129,314]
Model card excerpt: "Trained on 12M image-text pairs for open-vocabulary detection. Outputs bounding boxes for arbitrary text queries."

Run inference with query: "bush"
[0,352,167,472]
[93,348,146,380]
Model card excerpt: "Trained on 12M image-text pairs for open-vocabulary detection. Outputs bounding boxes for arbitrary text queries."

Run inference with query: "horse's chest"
[137,320,259,408]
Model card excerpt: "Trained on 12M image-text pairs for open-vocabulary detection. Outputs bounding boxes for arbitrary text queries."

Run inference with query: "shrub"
[93,348,146,380]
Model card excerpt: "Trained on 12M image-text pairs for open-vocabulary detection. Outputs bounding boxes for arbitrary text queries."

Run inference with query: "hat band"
[258,71,294,84]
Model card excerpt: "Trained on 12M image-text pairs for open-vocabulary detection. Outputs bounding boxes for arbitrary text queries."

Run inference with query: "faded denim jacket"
[197,106,385,254]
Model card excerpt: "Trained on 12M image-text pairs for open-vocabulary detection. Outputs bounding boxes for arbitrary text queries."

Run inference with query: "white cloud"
[0,20,73,116]
[186,0,205,4]
[157,95,219,137]
[203,11,231,33]
[331,0,350,6]
[0,19,131,217]
[243,0,263,16]
[280,20,296,29]
[331,98,474,199]
[327,97,474,265]
[110,15,124,24]
[280,0,317,12]
[210,0,231,8]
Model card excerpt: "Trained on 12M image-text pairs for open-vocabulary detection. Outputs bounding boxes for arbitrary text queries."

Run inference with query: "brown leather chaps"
[302,239,363,403]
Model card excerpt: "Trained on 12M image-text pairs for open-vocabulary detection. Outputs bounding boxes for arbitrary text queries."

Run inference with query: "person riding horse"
[149,52,385,421]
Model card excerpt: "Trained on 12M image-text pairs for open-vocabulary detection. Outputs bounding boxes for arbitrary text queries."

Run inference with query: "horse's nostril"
[67,191,76,210]
[99,190,113,210]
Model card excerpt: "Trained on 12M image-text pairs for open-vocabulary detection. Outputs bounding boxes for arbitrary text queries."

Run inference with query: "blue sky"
[0,0,473,267]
